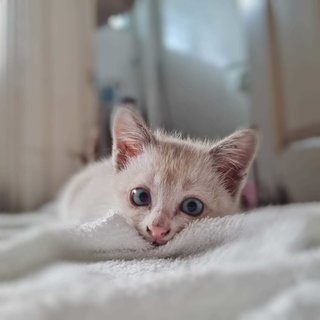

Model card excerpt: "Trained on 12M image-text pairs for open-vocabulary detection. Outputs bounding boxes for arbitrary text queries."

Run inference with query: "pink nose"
[147,225,170,241]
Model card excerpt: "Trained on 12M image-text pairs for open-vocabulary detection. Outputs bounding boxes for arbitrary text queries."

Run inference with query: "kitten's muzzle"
[146,225,171,244]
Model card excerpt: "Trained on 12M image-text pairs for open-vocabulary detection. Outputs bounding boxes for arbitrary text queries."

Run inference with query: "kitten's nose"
[147,225,170,241]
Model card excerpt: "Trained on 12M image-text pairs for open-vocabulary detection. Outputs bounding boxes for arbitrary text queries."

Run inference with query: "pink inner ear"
[116,141,142,170]
[211,130,257,196]
[215,159,247,196]
[112,108,155,171]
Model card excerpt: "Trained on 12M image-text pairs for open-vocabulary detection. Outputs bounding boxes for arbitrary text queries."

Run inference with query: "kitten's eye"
[180,198,204,216]
[130,188,151,206]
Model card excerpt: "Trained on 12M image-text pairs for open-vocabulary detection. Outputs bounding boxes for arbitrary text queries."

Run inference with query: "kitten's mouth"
[151,239,169,246]
[138,231,169,246]
[147,236,168,246]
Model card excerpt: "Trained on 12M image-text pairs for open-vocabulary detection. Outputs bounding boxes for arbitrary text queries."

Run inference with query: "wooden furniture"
[0,0,97,211]
[240,0,320,202]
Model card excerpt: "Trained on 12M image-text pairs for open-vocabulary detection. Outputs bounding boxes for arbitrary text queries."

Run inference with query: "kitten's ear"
[112,107,154,171]
[210,129,259,196]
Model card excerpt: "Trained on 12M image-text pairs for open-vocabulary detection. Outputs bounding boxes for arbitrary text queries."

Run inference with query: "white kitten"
[59,107,258,245]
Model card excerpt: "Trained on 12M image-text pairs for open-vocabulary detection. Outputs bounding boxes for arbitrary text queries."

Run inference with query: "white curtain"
[0,0,97,211]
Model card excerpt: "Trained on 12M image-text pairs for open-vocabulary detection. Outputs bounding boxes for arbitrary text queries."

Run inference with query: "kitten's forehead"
[122,136,218,199]
[150,140,213,189]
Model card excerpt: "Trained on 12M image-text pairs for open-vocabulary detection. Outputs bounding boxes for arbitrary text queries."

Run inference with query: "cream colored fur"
[59,107,258,245]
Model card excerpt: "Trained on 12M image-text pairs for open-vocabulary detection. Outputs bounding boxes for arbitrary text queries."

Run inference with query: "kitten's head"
[112,107,259,245]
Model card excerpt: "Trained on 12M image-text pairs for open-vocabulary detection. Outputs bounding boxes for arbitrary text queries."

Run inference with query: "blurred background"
[0,0,320,212]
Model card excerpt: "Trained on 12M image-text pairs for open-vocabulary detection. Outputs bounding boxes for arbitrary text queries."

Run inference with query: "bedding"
[0,203,320,319]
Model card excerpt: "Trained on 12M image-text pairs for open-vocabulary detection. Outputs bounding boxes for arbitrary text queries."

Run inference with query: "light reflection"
[238,0,260,14]
[0,0,7,73]
[108,14,130,30]
[162,0,247,70]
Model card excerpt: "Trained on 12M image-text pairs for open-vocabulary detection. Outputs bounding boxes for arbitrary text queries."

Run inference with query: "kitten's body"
[59,160,117,222]
[60,107,258,245]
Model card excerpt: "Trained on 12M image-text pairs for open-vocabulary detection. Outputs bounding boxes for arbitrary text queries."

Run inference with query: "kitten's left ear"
[210,129,259,196]
[112,107,155,171]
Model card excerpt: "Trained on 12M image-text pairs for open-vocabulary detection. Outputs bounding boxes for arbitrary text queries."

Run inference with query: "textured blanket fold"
[1,203,320,319]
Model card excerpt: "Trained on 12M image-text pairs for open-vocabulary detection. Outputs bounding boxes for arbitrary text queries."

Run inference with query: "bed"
[1,203,320,319]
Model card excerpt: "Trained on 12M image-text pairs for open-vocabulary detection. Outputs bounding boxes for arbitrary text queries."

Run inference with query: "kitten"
[59,106,259,245]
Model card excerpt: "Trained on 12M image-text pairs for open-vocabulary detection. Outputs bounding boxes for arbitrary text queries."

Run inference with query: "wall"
[100,0,250,138]
[159,0,250,138]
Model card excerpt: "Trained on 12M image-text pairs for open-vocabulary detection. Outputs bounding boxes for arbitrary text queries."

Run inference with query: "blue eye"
[130,188,151,206]
[180,198,204,216]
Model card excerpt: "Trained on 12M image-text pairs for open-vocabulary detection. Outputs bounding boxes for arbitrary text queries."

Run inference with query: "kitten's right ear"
[112,107,154,171]
[210,129,259,196]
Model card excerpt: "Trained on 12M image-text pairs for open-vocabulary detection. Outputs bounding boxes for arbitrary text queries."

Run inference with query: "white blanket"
[1,203,320,320]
